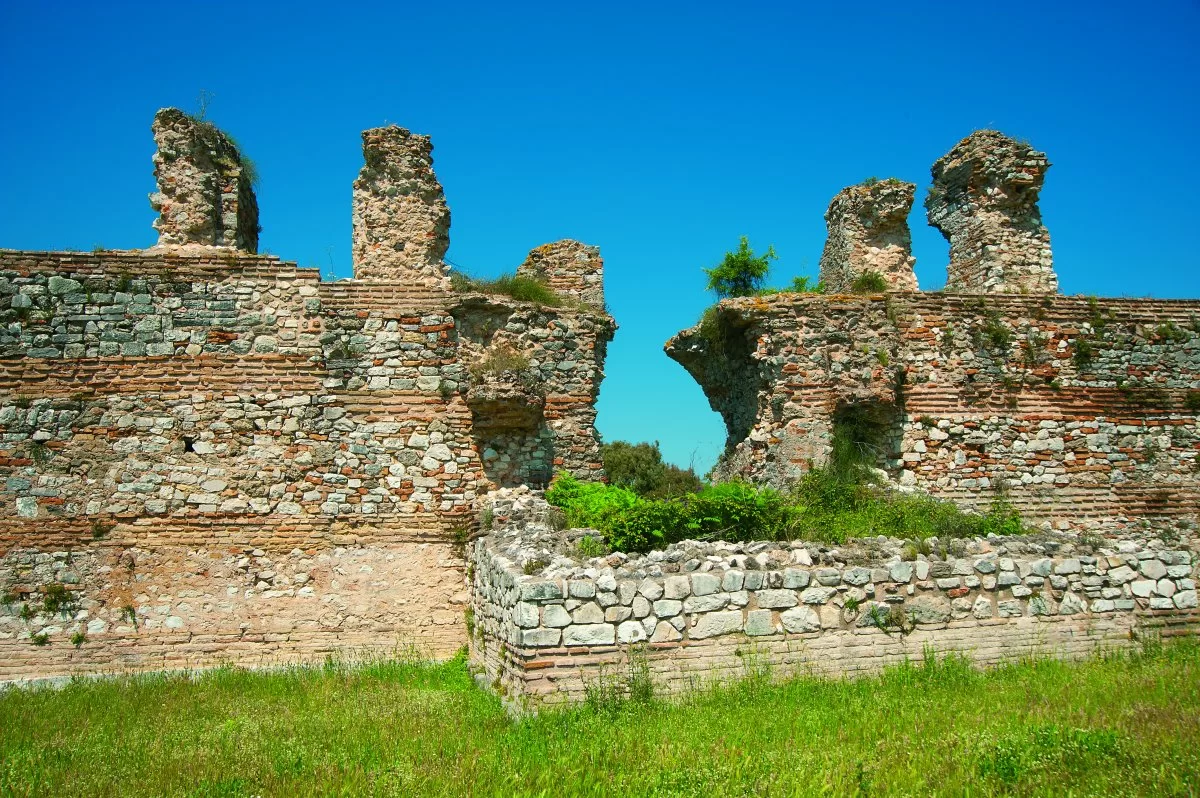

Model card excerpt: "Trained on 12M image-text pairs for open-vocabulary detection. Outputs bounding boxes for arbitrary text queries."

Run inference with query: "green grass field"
[2,641,1198,797]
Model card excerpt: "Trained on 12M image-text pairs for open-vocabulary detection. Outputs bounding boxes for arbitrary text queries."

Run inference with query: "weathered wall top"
[818,179,918,293]
[925,130,1055,294]
[515,240,605,307]
[149,108,260,253]
[352,125,451,284]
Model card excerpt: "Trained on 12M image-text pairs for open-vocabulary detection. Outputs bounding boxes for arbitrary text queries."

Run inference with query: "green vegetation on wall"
[548,427,1025,554]
[702,237,823,300]
[449,271,565,307]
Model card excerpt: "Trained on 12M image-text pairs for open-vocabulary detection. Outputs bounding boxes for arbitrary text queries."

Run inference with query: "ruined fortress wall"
[470,527,1199,708]
[667,292,1200,528]
[0,248,612,679]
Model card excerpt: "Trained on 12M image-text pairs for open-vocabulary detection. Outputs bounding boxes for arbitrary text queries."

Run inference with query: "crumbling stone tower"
[818,179,918,293]
[516,240,605,307]
[150,108,260,252]
[925,130,1055,294]
[352,125,451,284]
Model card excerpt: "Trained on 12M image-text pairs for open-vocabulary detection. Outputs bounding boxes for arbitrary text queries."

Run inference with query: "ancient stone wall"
[469,491,1199,707]
[516,240,605,307]
[150,108,259,252]
[926,131,1055,294]
[818,179,918,293]
[0,244,612,679]
[667,293,1200,527]
[351,126,451,284]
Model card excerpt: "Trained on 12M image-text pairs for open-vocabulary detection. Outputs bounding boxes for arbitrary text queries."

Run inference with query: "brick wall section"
[666,292,1200,526]
[0,247,613,679]
[470,527,1199,707]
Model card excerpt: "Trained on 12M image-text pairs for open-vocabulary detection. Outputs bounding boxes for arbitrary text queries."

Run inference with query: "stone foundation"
[469,493,1199,707]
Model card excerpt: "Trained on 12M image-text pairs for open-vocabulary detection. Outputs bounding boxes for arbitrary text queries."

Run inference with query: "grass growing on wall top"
[1,642,1197,796]
[449,270,564,307]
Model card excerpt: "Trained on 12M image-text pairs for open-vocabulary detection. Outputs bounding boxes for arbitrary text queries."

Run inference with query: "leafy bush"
[704,237,777,299]
[601,441,703,499]
[450,271,564,307]
[548,436,1028,553]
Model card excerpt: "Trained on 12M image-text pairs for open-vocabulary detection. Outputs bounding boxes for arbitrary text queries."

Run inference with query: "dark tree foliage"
[601,441,703,499]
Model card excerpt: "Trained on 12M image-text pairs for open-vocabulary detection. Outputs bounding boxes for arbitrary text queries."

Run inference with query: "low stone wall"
[469,493,1200,708]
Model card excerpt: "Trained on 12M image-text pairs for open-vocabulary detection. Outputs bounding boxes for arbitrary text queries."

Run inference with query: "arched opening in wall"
[475,421,555,489]
[831,401,904,477]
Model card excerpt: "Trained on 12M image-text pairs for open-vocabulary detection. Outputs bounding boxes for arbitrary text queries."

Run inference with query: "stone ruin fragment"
[818,179,918,293]
[352,125,451,284]
[925,130,1056,294]
[150,108,260,252]
[516,240,605,307]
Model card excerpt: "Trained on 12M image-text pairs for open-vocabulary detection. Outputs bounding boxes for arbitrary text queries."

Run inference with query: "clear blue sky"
[2,1,1198,474]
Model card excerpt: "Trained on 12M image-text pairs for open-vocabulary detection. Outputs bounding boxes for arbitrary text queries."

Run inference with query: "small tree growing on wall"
[704,236,776,299]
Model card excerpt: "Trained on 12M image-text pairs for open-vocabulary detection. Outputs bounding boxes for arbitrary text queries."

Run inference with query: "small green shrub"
[1155,321,1189,343]
[42,584,76,616]
[449,524,470,560]
[1184,391,1200,413]
[786,275,823,294]
[573,535,609,560]
[980,314,1012,351]
[849,271,887,294]
[704,237,776,299]
[70,630,87,648]
[31,632,50,647]
[28,441,51,465]
[522,559,549,575]
[1073,337,1096,370]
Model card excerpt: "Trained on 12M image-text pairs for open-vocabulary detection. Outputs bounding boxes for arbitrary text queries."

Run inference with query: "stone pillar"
[516,240,604,307]
[149,108,259,252]
[351,125,451,284]
[926,130,1056,294]
[818,179,918,293]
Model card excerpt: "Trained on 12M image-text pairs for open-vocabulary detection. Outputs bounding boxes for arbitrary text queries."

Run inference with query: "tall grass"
[1,642,1198,796]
